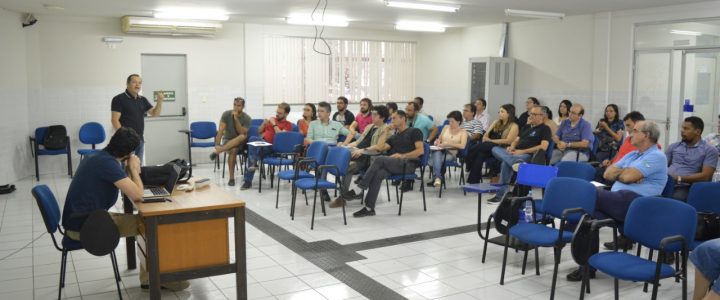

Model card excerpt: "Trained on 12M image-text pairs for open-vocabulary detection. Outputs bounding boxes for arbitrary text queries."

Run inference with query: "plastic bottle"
[683,99,694,119]
[524,200,534,223]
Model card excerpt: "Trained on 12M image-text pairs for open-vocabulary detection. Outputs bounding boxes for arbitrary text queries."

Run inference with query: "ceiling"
[1,0,710,30]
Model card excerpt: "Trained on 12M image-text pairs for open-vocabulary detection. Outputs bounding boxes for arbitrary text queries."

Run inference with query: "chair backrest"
[251,119,264,126]
[34,127,48,145]
[80,210,120,256]
[459,138,472,158]
[248,126,259,139]
[325,146,351,176]
[590,137,599,155]
[661,175,674,197]
[78,122,106,145]
[433,125,445,143]
[687,182,720,213]
[190,121,217,140]
[542,177,597,219]
[545,140,555,163]
[31,185,62,234]
[306,141,330,166]
[516,163,558,188]
[272,132,305,153]
[442,119,449,125]
[420,142,431,166]
[292,124,299,132]
[556,161,596,181]
[624,196,697,252]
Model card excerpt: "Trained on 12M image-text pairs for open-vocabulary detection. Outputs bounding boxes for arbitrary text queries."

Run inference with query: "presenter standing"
[111,74,164,163]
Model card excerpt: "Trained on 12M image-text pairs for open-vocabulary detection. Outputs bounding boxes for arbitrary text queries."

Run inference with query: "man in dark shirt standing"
[353,110,424,217]
[333,96,355,128]
[111,74,164,163]
[488,106,552,203]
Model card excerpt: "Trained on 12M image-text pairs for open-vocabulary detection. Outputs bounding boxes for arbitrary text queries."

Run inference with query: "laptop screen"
[163,164,182,192]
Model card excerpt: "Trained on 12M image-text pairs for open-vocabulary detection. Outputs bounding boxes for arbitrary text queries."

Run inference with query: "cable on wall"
[311,0,332,56]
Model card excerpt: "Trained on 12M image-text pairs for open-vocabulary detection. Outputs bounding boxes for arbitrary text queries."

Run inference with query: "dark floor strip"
[345,224,482,252]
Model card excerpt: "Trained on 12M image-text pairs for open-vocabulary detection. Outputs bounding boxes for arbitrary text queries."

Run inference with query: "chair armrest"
[293,144,305,153]
[590,218,616,232]
[588,161,602,167]
[659,234,685,251]
[29,136,36,142]
[317,164,338,173]
[562,207,586,218]
[178,129,191,134]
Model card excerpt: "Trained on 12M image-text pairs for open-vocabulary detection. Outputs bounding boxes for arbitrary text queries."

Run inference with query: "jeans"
[550,149,588,165]
[340,155,371,196]
[691,239,720,295]
[491,146,531,197]
[134,140,145,165]
[358,156,417,209]
[243,136,272,184]
[429,151,456,179]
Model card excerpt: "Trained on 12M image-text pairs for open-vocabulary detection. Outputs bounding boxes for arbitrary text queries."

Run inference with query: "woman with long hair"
[556,99,572,125]
[466,104,519,184]
[594,104,624,162]
[297,103,317,137]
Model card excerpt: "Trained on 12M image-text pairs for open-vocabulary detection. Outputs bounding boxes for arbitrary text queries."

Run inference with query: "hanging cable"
[311,0,332,56]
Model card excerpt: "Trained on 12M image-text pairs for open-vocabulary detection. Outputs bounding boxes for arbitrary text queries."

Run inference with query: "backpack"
[140,159,191,186]
[167,159,191,183]
[43,125,68,150]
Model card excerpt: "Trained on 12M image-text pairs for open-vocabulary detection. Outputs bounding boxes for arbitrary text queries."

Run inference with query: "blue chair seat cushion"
[509,223,573,246]
[295,178,336,190]
[61,236,83,251]
[37,148,68,155]
[278,170,314,180]
[191,142,215,148]
[264,157,294,166]
[589,252,676,282]
[387,173,419,181]
[77,149,101,156]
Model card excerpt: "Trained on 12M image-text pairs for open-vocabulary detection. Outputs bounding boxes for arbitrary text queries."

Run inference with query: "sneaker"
[400,180,413,192]
[329,197,345,208]
[603,236,634,250]
[209,152,218,161]
[487,196,502,205]
[247,164,258,172]
[433,178,441,187]
[512,161,524,172]
[566,267,596,282]
[353,207,375,217]
[343,190,361,200]
[228,179,235,186]
[240,182,252,190]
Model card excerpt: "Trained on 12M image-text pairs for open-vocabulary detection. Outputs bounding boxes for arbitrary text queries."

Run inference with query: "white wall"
[0,9,31,183]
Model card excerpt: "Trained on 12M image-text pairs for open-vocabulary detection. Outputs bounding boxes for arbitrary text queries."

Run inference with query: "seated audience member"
[242,103,293,190]
[353,110,424,217]
[487,106,552,203]
[517,97,539,126]
[543,105,559,135]
[413,96,426,114]
[594,111,646,184]
[474,98,490,133]
[330,106,391,208]
[594,104,625,162]
[567,121,668,281]
[62,128,188,291]
[307,101,351,201]
[666,116,718,200]
[690,238,720,300]
[428,111,468,187]
[461,104,484,143]
[209,97,251,186]
[348,98,373,139]
[402,101,438,191]
[385,102,398,124]
[550,104,594,164]
[466,104,519,184]
[297,103,317,137]
[556,99,572,125]
[333,96,354,128]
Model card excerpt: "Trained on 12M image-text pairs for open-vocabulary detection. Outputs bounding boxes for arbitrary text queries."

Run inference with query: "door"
[681,49,720,132]
[632,51,673,148]
[141,54,189,165]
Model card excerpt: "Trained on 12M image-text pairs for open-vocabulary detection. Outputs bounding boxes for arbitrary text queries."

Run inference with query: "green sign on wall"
[153,90,176,102]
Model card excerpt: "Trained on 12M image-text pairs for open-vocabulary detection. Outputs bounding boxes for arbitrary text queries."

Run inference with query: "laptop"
[142,164,181,202]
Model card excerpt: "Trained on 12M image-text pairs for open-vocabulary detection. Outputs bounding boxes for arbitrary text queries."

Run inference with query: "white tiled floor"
[0,164,695,299]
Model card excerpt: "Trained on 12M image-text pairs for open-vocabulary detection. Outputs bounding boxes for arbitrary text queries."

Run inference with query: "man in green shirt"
[209,97,251,186]
[306,101,351,201]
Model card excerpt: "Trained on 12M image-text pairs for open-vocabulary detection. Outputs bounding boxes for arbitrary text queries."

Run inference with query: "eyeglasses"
[569,111,581,116]
[530,113,544,116]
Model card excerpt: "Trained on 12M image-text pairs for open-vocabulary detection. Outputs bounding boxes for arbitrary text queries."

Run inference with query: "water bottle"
[524,200,534,223]
[683,99,694,119]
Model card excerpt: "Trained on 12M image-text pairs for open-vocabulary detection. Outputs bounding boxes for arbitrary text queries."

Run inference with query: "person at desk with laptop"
[61,127,189,291]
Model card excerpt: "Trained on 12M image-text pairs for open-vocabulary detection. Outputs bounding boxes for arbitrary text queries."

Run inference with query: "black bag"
[493,195,529,235]
[140,159,191,186]
[696,212,720,241]
[43,125,68,150]
[167,159,191,183]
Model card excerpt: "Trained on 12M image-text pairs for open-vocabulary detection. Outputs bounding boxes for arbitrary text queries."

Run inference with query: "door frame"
[631,49,674,146]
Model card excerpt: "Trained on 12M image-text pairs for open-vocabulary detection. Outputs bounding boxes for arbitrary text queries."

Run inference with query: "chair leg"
[67,150,73,178]
[421,175,427,212]
[386,180,391,202]
[320,189,327,216]
[34,152,40,181]
[549,247,562,300]
[398,187,404,216]
[58,250,68,300]
[110,251,123,299]
[341,189,347,226]
[521,250,528,275]
[614,278,619,300]
[311,189,318,230]
[221,152,226,178]
[644,250,655,292]
[481,214,493,263]
[500,235,511,285]
[275,174,282,209]
[534,247,540,275]
[290,183,297,219]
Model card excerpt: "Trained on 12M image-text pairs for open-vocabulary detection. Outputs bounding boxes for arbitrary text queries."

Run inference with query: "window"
[264,36,415,104]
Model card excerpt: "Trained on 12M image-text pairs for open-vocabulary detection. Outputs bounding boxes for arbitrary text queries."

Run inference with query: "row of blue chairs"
[30,122,107,181]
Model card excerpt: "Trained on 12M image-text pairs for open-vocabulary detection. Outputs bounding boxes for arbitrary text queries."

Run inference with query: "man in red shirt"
[242,103,293,190]
[348,98,374,139]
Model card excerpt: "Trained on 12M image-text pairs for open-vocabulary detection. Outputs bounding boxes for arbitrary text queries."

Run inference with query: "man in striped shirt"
[462,104,484,143]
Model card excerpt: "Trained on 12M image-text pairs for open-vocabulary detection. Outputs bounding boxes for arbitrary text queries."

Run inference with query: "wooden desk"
[131,184,246,300]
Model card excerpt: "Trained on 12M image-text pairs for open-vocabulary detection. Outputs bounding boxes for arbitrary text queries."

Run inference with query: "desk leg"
[146,217,161,300]
[477,194,484,239]
[235,207,247,300]
[122,195,136,270]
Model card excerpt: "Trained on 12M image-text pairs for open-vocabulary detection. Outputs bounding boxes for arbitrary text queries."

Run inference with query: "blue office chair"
[500,177,596,300]
[291,124,299,132]
[179,121,217,178]
[30,126,72,181]
[77,122,106,160]
[661,175,675,198]
[251,119,264,126]
[687,182,720,250]
[259,132,305,193]
[582,197,695,300]
[438,140,472,198]
[295,146,351,229]
[556,161,596,181]
[32,185,123,300]
[385,143,430,216]
[276,141,329,216]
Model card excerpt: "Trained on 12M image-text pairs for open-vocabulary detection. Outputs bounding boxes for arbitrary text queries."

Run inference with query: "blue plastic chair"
[295,147,351,229]
[385,143,430,216]
[584,197,695,300]
[77,122,106,160]
[259,132,305,193]
[500,177,596,300]
[30,126,72,181]
[251,119,264,126]
[438,140,472,198]
[291,124,299,132]
[275,141,329,217]
[687,182,720,250]
[32,185,123,300]
[556,161,596,182]
[180,121,217,177]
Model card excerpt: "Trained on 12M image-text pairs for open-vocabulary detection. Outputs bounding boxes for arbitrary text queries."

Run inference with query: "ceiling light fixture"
[395,21,446,32]
[153,10,229,21]
[670,30,702,36]
[286,15,349,27]
[505,9,564,20]
[385,1,459,13]
[133,18,223,28]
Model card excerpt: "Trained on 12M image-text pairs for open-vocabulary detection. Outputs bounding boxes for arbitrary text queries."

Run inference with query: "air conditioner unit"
[121,16,222,37]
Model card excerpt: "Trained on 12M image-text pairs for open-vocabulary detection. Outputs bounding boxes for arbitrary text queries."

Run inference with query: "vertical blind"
[264,36,415,104]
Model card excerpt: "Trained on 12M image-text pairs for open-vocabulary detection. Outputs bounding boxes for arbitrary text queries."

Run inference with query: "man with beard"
[347,98,374,139]
[209,97,251,186]
[333,96,355,128]
[111,74,164,162]
[242,102,293,190]
[665,116,718,200]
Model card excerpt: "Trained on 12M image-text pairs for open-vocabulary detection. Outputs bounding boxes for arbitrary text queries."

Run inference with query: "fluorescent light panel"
[385,1,459,13]
[153,10,229,21]
[671,30,702,36]
[286,15,349,27]
[505,9,564,19]
[395,21,445,32]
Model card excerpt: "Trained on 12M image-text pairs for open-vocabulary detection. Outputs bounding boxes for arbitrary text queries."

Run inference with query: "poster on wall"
[153,90,176,102]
